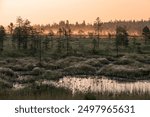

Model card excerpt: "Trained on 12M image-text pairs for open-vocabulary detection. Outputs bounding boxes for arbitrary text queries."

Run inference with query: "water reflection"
[43,76,150,94]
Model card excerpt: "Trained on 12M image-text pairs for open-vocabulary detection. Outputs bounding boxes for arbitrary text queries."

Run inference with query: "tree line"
[0,17,150,57]
[34,19,150,36]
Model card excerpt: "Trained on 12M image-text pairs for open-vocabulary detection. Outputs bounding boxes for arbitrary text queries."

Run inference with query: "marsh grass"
[0,83,150,100]
[0,84,72,100]
[0,38,150,99]
[0,80,13,89]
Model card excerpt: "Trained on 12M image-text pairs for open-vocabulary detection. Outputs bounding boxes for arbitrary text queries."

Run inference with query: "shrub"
[114,57,135,65]
[84,58,109,67]
[0,67,16,77]
[11,65,28,71]
[0,81,13,89]
[97,64,150,79]
[63,64,96,75]
[0,61,7,65]
[130,54,150,64]
[56,56,85,68]
[42,70,63,80]
[32,67,45,75]
[6,58,17,63]
[24,63,36,71]
[40,63,59,70]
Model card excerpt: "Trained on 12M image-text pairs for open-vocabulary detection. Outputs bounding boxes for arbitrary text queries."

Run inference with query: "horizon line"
[1,18,150,27]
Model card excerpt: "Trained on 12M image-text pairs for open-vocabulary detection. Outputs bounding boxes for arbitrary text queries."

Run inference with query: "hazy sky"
[0,0,150,25]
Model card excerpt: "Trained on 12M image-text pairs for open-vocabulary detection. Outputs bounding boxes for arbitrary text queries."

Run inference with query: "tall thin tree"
[94,17,102,48]
[0,26,6,52]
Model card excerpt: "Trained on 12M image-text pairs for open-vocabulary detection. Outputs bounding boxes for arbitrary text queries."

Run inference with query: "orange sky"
[0,0,150,26]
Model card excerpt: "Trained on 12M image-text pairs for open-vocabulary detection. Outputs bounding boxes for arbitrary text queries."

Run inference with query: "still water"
[43,76,150,94]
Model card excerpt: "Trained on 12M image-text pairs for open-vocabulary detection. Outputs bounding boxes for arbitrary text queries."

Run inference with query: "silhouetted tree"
[58,27,63,38]
[94,17,102,48]
[22,19,32,49]
[0,25,6,52]
[78,29,84,39]
[108,33,112,39]
[8,22,14,35]
[57,39,62,53]
[57,27,63,53]
[116,26,129,47]
[13,17,23,49]
[30,28,40,54]
[92,38,97,54]
[81,20,86,27]
[8,22,15,48]
[63,27,70,55]
[13,27,21,49]
[115,26,129,56]
[142,26,150,44]
[43,35,50,50]
[48,30,54,49]
[16,16,23,27]
[39,35,42,66]
[13,17,32,50]
[65,20,72,55]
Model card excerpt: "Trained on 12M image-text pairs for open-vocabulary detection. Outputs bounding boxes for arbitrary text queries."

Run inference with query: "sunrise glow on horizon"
[0,0,150,26]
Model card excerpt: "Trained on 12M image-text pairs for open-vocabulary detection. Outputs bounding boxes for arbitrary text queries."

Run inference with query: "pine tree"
[0,26,6,52]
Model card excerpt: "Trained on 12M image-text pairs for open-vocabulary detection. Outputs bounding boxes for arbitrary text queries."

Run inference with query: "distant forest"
[32,19,150,36]
[2,17,150,37]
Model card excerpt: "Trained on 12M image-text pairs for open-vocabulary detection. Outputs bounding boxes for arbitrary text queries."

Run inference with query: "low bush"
[40,63,59,70]
[42,70,63,80]
[0,67,16,77]
[10,65,28,71]
[114,57,135,65]
[31,67,45,75]
[0,81,13,89]
[56,56,85,68]
[97,64,150,79]
[63,64,96,75]
[84,58,109,67]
